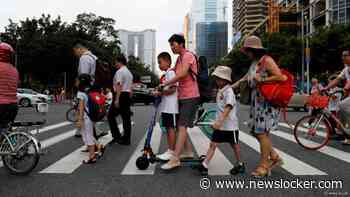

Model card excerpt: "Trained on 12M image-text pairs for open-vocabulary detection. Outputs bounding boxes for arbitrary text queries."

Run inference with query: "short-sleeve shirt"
[216,85,239,131]
[160,68,178,114]
[78,51,97,83]
[113,66,133,92]
[0,62,19,104]
[77,91,89,119]
[175,50,200,100]
[338,66,350,81]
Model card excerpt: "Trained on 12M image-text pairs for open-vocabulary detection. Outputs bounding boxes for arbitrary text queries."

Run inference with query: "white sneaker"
[180,151,194,159]
[161,156,180,170]
[157,149,174,161]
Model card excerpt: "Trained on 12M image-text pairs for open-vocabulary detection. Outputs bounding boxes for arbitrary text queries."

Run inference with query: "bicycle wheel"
[2,132,40,175]
[199,110,216,138]
[294,115,331,150]
[66,107,77,122]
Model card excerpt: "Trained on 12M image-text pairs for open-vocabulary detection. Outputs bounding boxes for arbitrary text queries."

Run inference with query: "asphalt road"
[0,103,349,197]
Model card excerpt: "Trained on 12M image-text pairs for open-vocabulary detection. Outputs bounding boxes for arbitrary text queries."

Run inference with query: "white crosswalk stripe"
[239,131,327,175]
[3,119,350,176]
[272,129,350,164]
[279,122,327,138]
[40,132,113,174]
[121,123,162,175]
[188,127,233,175]
[0,127,76,169]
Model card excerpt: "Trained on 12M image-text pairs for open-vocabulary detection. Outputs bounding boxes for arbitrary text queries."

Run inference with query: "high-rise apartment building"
[117,29,156,72]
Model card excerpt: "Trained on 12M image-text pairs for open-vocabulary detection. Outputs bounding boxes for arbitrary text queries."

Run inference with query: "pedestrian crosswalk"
[1,120,349,177]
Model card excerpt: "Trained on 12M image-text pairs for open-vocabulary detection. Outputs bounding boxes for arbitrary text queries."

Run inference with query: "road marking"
[279,122,327,138]
[272,130,350,164]
[21,121,72,135]
[239,131,327,175]
[188,127,233,175]
[40,132,113,174]
[121,123,162,175]
[0,129,76,168]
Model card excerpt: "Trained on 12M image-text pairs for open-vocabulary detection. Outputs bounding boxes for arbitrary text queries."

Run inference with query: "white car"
[17,88,49,107]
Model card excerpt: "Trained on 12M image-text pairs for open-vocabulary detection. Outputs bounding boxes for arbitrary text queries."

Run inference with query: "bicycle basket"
[306,94,329,109]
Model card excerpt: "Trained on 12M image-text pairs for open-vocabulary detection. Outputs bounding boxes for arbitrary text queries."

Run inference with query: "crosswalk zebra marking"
[188,127,233,175]
[272,130,350,164]
[239,131,327,175]
[121,123,162,175]
[0,129,76,168]
[279,122,327,138]
[40,132,113,174]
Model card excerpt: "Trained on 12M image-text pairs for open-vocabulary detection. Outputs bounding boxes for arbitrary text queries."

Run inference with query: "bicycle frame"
[0,131,40,156]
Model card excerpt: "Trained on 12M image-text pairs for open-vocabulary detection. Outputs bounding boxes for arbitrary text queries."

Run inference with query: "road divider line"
[121,123,162,175]
[272,130,350,164]
[239,130,327,175]
[188,127,233,175]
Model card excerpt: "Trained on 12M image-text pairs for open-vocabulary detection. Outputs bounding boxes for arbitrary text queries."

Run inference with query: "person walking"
[108,55,133,145]
[233,36,286,177]
[161,34,200,170]
[73,42,97,137]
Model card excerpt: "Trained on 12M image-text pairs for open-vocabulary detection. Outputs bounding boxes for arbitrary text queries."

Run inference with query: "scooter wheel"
[136,156,149,170]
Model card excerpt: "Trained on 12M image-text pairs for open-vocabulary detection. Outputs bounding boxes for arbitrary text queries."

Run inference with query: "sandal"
[269,155,284,169]
[251,165,271,178]
[97,146,106,158]
[82,157,97,164]
[81,149,89,153]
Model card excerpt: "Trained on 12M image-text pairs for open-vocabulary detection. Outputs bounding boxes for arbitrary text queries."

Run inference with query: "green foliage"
[221,24,350,82]
[0,13,158,89]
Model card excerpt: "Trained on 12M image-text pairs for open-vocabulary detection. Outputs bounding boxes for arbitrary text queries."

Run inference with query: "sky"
[0,0,232,71]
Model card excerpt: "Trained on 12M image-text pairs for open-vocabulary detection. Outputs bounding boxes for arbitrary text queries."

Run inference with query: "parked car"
[17,88,49,107]
[131,89,155,105]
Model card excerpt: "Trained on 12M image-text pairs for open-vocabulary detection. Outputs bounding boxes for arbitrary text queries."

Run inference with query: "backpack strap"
[178,51,198,81]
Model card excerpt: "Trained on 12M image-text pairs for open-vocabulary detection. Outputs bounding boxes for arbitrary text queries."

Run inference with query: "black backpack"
[94,59,116,89]
[188,54,212,104]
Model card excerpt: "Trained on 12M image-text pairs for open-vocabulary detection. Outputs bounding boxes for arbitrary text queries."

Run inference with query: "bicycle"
[193,104,216,138]
[293,90,349,150]
[66,98,79,122]
[0,103,48,175]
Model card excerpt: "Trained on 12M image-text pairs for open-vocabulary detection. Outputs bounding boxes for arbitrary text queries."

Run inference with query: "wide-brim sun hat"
[212,66,232,82]
[240,35,266,53]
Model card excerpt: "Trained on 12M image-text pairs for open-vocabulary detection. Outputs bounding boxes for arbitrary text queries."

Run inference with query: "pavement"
[0,103,349,197]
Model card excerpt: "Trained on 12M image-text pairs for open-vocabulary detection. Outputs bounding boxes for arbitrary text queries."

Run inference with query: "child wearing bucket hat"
[197,66,245,175]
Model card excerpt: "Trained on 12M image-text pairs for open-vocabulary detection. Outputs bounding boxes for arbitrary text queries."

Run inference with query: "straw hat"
[212,66,232,82]
[241,36,266,52]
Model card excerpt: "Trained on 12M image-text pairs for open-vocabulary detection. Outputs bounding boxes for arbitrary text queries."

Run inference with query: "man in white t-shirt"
[108,55,133,145]
[323,49,350,145]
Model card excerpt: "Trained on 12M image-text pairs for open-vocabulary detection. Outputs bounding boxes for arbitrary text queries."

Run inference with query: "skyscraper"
[196,22,228,65]
[117,29,156,72]
[187,0,228,65]
[232,0,268,36]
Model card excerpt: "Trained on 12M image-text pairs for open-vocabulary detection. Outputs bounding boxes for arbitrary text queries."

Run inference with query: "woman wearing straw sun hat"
[232,36,286,177]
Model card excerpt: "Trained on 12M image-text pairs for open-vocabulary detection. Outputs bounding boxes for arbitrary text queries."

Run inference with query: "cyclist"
[0,42,19,140]
[323,49,350,145]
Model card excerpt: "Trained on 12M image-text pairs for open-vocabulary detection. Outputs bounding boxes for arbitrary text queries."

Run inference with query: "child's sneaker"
[197,163,208,176]
[230,162,245,175]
